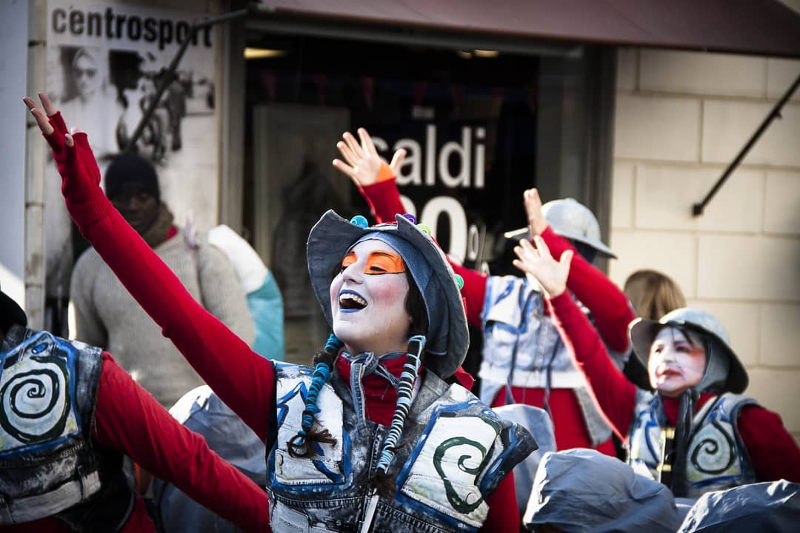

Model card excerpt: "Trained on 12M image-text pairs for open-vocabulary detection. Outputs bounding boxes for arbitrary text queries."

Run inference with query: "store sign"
[373,123,490,267]
[43,0,218,305]
[374,125,485,189]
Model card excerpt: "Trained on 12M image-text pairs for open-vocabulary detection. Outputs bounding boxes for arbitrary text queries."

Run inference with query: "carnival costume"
[358,176,634,453]
[547,293,800,496]
[0,286,268,532]
[40,107,536,532]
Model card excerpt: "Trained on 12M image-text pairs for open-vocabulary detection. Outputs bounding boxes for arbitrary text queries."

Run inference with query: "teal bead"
[454,274,464,290]
[350,215,368,228]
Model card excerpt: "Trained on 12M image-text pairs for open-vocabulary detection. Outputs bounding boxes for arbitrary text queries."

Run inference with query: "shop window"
[244,35,613,367]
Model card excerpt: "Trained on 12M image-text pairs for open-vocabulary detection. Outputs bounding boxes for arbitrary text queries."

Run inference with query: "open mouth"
[338,290,367,312]
[657,367,681,380]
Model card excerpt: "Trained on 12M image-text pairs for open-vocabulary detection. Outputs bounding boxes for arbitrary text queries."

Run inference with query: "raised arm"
[332,127,488,325]
[513,236,637,435]
[332,127,406,223]
[25,93,274,440]
[524,188,634,353]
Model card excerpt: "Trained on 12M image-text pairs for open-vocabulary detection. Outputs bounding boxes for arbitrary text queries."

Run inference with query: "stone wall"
[610,48,800,441]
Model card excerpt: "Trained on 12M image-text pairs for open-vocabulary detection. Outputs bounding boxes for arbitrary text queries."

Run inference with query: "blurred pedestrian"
[69,152,254,407]
[208,224,285,360]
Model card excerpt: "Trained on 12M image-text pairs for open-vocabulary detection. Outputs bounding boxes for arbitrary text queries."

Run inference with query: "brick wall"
[610,48,800,441]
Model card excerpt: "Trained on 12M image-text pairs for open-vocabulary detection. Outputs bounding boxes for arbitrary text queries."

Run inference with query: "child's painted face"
[648,327,707,397]
[329,239,412,355]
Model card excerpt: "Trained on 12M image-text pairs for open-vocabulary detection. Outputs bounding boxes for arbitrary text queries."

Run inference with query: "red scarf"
[335,356,475,425]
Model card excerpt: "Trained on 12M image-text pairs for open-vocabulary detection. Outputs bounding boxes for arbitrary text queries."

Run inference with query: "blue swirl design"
[0,356,70,445]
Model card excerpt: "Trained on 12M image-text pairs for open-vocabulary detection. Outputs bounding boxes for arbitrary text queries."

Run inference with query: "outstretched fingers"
[332,158,357,180]
[512,235,571,297]
[512,240,538,274]
[38,92,58,117]
[336,140,359,168]
[342,131,364,160]
[559,249,574,270]
[389,148,406,175]
[532,235,553,260]
[25,100,55,136]
[24,92,71,151]
[357,127,378,156]
[523,188,542,217]
[524,188,549,235]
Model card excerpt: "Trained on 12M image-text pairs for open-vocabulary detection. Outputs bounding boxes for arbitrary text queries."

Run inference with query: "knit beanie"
[104,153,160,201]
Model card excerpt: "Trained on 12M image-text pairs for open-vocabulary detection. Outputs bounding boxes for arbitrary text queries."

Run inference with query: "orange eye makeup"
[341,251,357,270]
[365,251,406,274]
[340,249,406,275]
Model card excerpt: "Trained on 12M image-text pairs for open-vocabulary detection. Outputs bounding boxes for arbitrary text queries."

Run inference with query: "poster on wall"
[44,0,217,332]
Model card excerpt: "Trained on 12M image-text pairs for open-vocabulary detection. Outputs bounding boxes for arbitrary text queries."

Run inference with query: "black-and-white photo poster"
[44,0,218,331]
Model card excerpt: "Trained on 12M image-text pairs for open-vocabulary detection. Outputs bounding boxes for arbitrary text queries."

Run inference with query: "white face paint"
[648,327,707,398]
[329,239,413,355]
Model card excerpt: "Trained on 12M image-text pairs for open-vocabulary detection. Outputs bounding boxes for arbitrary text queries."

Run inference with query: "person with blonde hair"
[624,269,686,321]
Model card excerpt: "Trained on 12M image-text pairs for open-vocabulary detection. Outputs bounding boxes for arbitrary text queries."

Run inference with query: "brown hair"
[624,269,686,320]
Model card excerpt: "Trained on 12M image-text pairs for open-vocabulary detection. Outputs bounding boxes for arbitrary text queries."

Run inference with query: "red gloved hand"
[25,93,109,227]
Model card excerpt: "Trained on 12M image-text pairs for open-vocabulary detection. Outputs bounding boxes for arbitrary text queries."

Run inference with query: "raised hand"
[332,127,405,187]
[24,92,102,205]
[24,92,72,154]
[523,188,549,236]
[512,236,573,298]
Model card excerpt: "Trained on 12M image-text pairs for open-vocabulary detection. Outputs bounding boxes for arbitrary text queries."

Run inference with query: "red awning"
[253,0,800,57]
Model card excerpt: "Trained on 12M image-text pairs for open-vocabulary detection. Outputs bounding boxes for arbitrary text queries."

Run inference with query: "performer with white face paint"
[332,127,636,460]
[329,240,413,356]
[511,235,800,499]
[27,93,536,532]
[648,327,707,398]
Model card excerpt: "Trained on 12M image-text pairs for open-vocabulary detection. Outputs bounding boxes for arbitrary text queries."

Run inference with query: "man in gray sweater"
[70,153,254,407]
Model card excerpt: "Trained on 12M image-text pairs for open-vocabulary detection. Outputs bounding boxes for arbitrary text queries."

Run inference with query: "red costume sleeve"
[737,405,800,482]
[449,261,488,328]
[480,473,520,532]
[547,293,637,437]
[44,117,274,443]
[541,228,634,354]
[362,178,488,327]
[91,353,270,532]
[360,179,406,224]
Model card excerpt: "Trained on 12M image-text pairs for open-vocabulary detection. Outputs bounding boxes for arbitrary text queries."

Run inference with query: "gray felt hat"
[504,197,616,258]
[307,210,468,379]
